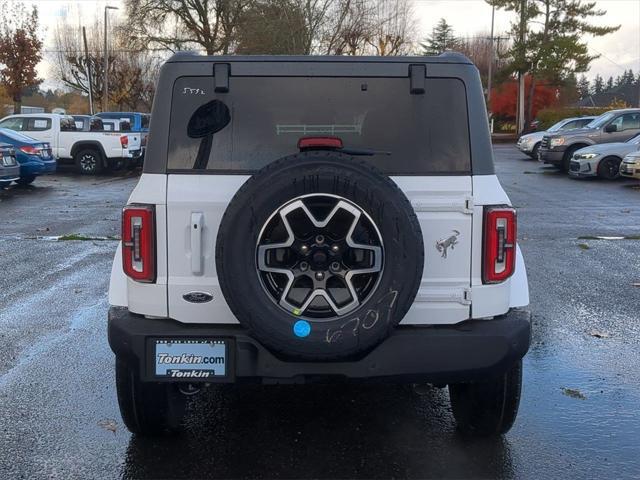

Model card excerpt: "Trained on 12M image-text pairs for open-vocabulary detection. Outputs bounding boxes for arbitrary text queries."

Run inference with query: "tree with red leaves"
[0,1,43,113]
[491,75,558,125]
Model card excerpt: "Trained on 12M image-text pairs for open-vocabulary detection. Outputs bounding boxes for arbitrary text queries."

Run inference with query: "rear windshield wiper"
[338,148,391,156]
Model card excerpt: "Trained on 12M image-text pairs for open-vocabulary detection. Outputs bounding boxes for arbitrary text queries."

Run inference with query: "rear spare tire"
[215,152,424,360]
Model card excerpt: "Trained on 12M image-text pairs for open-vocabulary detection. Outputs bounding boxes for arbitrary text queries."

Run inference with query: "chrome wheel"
[80,153,97,172]
[256,194,384,320]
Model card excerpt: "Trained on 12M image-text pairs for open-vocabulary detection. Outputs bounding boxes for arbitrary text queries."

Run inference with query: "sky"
[32,0,640,90]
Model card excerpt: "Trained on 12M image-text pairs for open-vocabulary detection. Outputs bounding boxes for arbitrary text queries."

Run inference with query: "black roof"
[166,52,473,65]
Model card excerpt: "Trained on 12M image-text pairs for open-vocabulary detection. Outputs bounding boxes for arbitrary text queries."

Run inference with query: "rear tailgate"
[164,60,474,325]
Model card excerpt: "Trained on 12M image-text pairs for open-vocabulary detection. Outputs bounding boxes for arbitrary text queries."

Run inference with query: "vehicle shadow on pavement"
[121,384,514,479]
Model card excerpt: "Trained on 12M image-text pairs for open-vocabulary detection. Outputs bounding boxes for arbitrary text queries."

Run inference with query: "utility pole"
[517,0,526,135]
[103,5,119,113]
[487,5,496,114]
[82,27,93,115]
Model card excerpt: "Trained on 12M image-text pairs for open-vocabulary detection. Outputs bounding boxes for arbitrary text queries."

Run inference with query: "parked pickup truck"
[0,113,134,174]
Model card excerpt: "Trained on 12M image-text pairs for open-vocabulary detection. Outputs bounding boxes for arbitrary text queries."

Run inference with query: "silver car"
[516,116,596,158]
[569,133,640,179]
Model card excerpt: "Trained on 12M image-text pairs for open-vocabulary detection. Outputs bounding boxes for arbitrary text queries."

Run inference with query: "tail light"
[120,136,129,148]
[483,206,517,284]
[19,146,40,155]
[141,135,147,147]
[122,205,156,282]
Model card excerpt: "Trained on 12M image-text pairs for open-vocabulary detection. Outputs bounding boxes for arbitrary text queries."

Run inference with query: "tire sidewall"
[216,152,424,360]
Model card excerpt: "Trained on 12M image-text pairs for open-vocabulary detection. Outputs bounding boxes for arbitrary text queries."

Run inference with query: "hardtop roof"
[166,52,473,65]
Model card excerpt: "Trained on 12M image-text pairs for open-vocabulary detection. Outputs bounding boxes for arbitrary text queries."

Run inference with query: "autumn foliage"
[491,75,558,121]
[0,2,42,112]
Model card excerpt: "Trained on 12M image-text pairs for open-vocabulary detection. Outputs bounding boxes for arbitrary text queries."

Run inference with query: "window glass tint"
[560,120,579,130]
[168,76,471,174]
[90,118,104,131]
[25,118,51,131]
[141,115,150,129]
[617,113,640,131]
[0,117,25,131]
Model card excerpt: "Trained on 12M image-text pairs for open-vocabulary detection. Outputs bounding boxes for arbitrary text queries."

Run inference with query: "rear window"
[141,114,150,129]
[25,118,52,131]
[167,76,471,175]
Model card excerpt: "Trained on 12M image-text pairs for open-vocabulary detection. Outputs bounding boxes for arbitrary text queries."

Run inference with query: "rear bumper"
[0,164,20,182]
[108,307,531,384]
[20,159,56,176]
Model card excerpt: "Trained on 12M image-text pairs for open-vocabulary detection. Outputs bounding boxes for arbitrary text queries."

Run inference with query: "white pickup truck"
[0,113,135,174]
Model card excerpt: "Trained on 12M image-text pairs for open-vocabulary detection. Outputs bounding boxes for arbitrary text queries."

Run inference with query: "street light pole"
[103,5,119,113]
[487,5,495,113]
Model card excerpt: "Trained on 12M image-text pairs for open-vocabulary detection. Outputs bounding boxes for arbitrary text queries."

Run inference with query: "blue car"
[0,128,56,185]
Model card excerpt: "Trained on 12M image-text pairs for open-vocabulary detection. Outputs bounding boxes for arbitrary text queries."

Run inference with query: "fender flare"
[108,242,128,306]
[509,244,529,308]
[71,141,108,168]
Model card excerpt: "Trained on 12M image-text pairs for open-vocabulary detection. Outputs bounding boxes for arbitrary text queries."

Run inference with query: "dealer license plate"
[154,339,227,379]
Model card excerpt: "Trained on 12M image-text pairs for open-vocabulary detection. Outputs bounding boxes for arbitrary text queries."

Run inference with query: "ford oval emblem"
[182,291,214,303]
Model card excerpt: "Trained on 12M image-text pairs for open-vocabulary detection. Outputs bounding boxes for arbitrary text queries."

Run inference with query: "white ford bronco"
[108,53,531,436]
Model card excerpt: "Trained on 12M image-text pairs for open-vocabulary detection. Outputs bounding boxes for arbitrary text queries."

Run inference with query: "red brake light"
[483,206,517,284]
[19,146,39,155]
[122,205,156,282]
[120,135,129,148]
[297,136,343,150]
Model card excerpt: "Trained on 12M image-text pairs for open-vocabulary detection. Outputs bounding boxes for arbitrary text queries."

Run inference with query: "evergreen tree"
[593,74,604,94]
[488,0,619,125]
[421,18,458,55]
[577,74,590,99]
[606,76,614,90]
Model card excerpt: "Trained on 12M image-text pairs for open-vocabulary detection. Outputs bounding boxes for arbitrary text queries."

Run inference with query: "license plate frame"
[148,337,233,382]
[1,155,15,166]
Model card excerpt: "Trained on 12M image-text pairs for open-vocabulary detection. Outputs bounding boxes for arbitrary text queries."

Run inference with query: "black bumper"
[538,147,566,165]
[108,307,531,384]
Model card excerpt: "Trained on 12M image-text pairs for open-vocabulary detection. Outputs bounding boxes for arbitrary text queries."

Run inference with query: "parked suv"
[108,54,531,437]
[538,109,640,171]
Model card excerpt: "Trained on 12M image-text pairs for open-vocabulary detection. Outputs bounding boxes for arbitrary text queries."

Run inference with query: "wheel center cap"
[312,250,328,267]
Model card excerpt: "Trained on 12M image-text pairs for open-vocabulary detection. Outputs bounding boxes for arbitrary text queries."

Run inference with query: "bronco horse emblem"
[436,230,460,258]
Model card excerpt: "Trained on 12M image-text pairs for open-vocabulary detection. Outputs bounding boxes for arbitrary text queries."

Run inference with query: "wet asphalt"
[1,147,639,479]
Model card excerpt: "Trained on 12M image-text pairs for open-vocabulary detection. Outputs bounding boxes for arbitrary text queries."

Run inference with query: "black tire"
[561,145,585,172]
[115,359,187,436]
[449,360,523,436]
[15,175,36,186]
[74,148,103,175]
[215,151,424,361]
[530,142,540,160]
[597,156,621,180]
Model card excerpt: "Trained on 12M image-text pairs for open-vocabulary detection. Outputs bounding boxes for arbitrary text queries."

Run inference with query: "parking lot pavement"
[1,149,639,479]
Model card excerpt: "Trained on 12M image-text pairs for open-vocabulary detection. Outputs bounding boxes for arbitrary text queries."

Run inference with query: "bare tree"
[318,0,416,56]
[124,0,252,54]
[51,16,161,111]
[366,0,416,56]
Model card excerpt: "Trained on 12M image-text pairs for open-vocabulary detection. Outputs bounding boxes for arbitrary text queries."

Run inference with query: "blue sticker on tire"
[293,320,311,338]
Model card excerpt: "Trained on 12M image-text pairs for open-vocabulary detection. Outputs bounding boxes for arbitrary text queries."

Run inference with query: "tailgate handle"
[214,63,230,93]
[409,64,426,95]
[190,212,204,275]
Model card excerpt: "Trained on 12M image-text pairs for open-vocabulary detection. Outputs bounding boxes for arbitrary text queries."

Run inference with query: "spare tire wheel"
[215,152,424,360]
